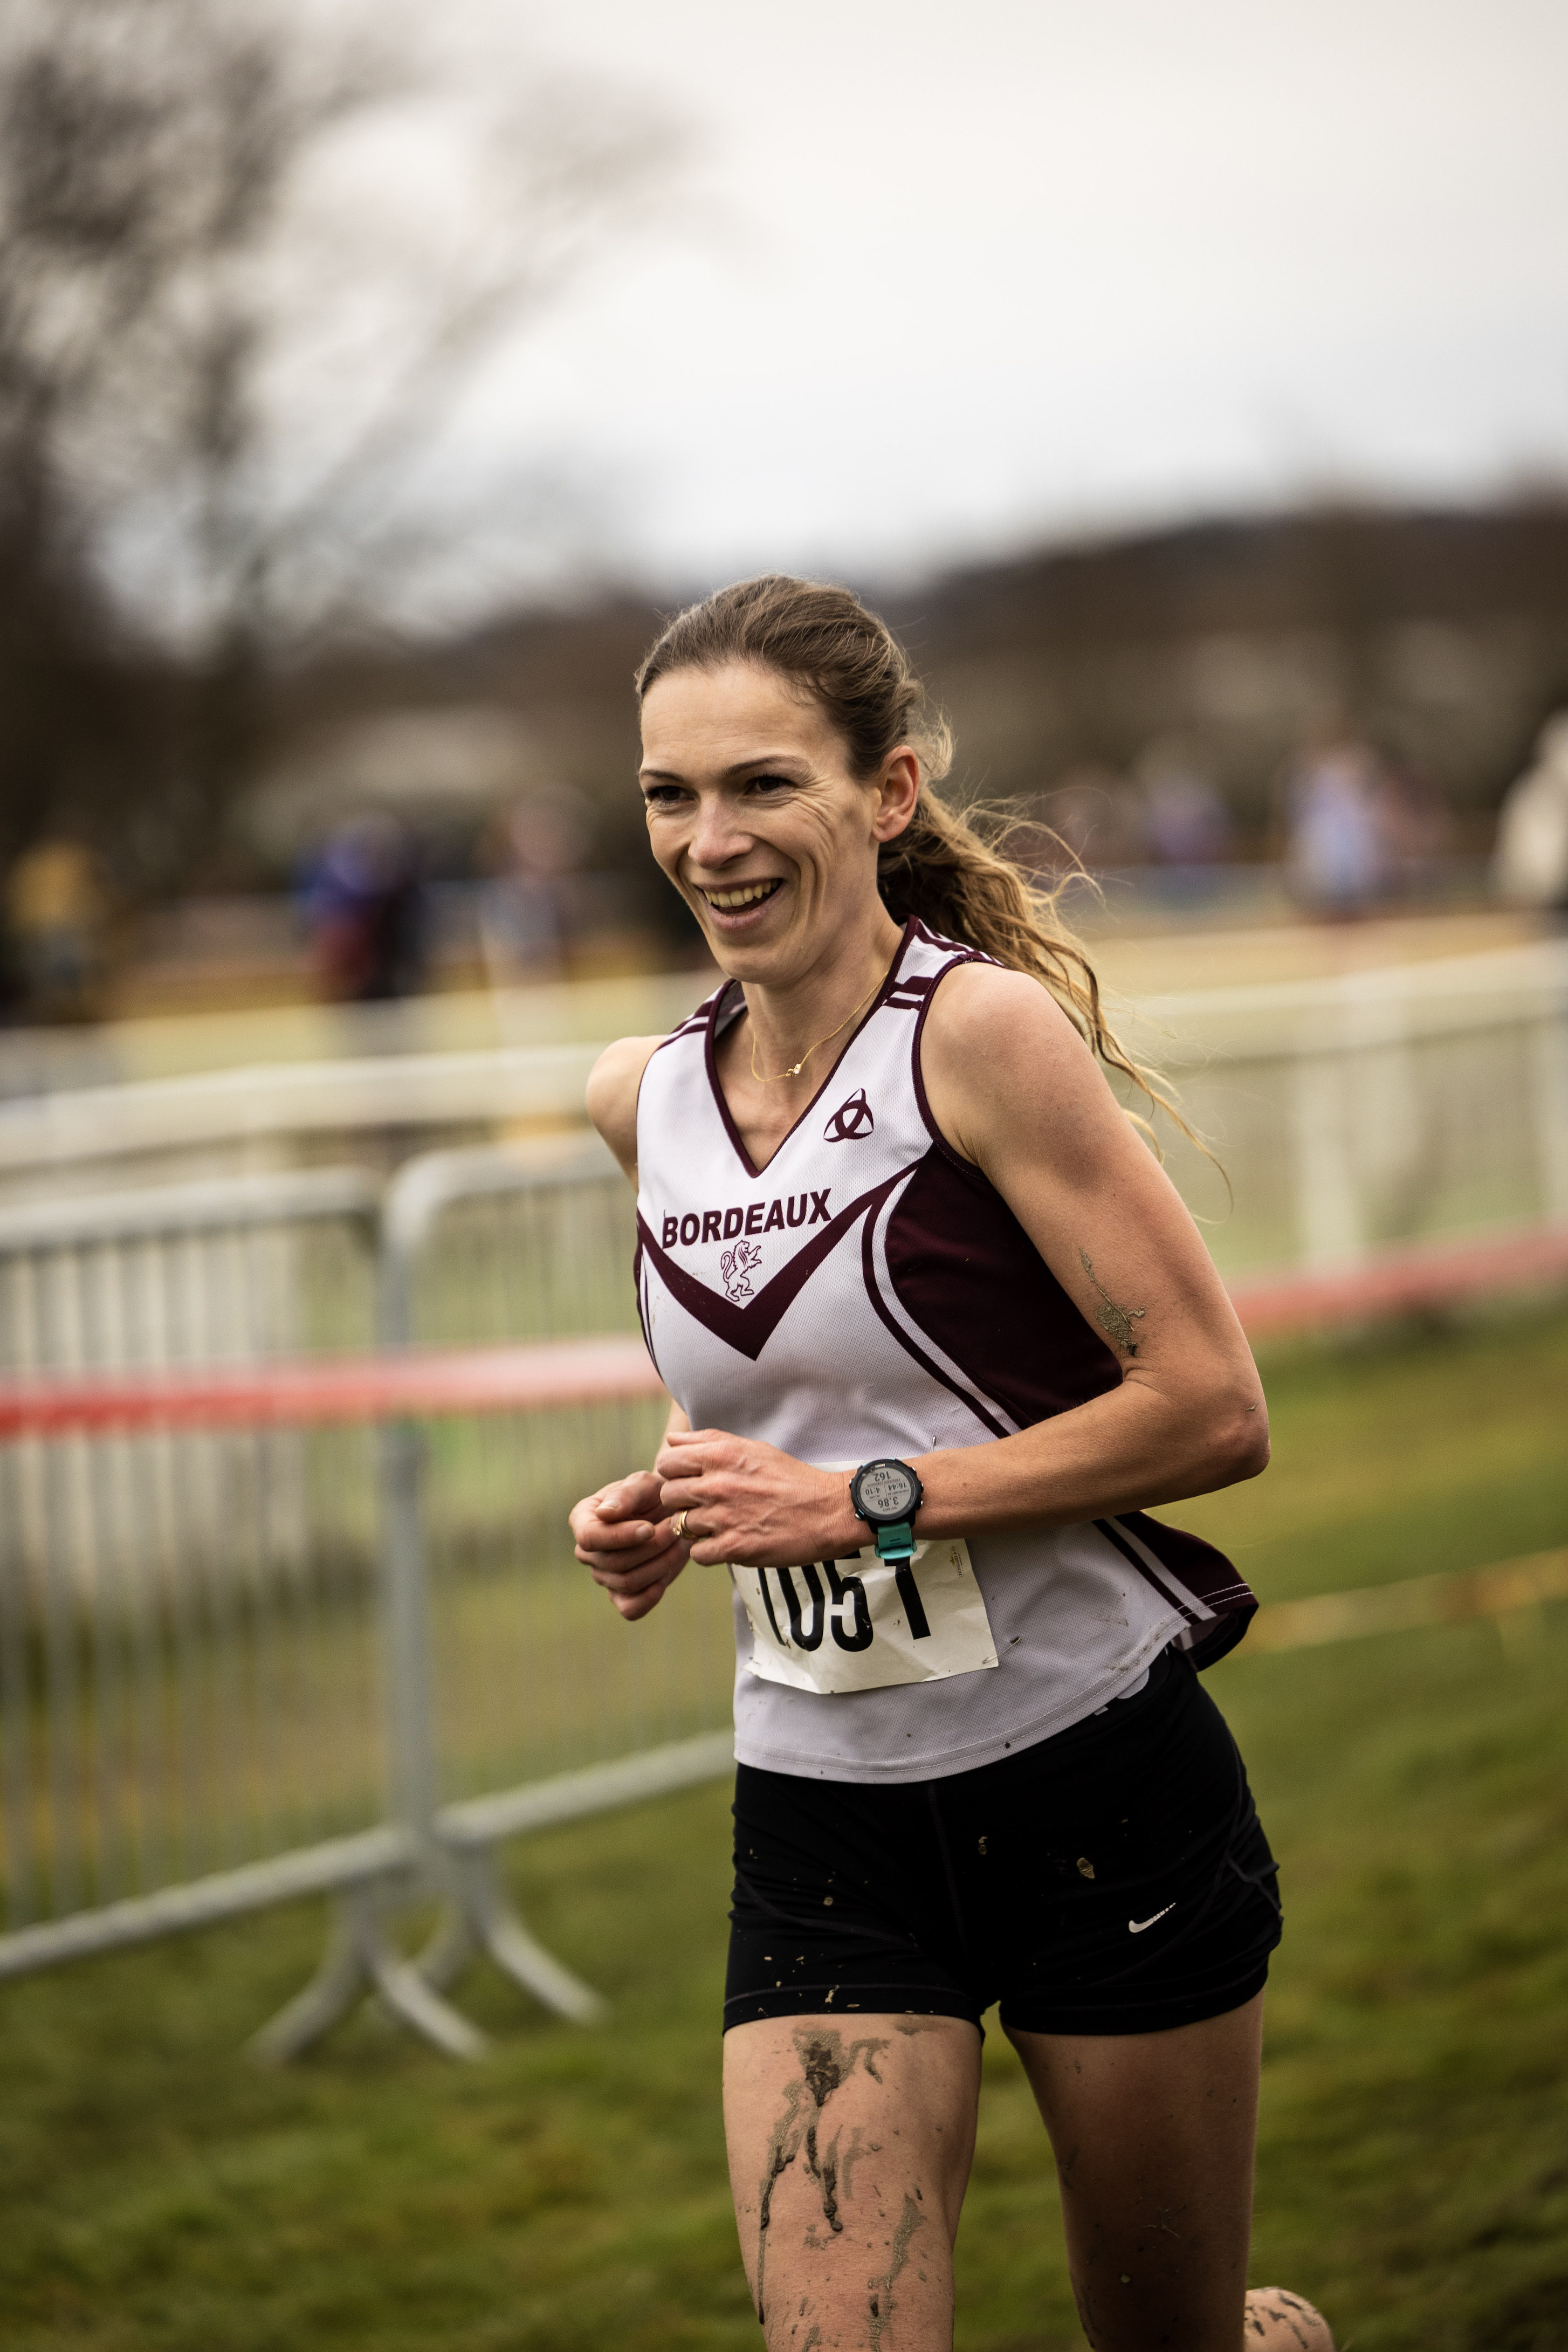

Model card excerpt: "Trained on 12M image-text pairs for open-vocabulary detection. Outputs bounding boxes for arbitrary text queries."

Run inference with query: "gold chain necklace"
[748,972,883,1084]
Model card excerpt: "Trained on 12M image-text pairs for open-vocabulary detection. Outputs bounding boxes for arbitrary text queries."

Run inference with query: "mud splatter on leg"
[754,2030,891,2323]
[805,2122,840,2231]
[1244,2287,1335,2350]
[754,2078,806,2322]
[784,2290,823,2351]
[797,2030,888,2105]
[832,2123,868,2211]
[865,2191,927,2352]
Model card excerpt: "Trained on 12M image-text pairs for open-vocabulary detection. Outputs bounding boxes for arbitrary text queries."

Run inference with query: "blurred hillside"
[897,500,1568,828]
[267,496,1568,862]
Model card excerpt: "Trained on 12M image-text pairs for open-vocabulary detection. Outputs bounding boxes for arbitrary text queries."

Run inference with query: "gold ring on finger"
[672,1510,689,1541]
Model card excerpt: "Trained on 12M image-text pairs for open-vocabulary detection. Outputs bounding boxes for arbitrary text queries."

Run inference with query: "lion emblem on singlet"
[720,1237,763,1301]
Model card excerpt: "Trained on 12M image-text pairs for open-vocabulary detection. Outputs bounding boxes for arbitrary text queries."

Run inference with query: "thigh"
[1007,1992,1264,2352]
[726,1763,981,2032]
[724,2011,982,2352]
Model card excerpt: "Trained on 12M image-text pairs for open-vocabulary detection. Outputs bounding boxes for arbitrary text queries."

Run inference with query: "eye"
[641,782,690,808]
[745,772,795,796]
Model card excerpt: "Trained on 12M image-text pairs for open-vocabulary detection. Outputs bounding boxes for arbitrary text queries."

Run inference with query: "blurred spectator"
[4,836,107,1019]
[1493,712,1568,916]
[1283,723,1387,916]
[301,814,428,1001]
[1374,754,1453,899]
[477,785,593,984]
[1136,740,1233,869]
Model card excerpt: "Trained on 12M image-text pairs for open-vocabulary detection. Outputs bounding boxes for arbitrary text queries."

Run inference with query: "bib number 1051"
[732,1538,996,1696]
[753,1556,931,1653]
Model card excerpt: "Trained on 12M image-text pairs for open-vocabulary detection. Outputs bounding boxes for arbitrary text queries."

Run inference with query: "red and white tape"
[0,1222,1563,1439]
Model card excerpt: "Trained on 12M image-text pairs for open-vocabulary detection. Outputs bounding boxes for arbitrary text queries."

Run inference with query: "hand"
[570,1470,689,1621]
[654,1428,859,1569]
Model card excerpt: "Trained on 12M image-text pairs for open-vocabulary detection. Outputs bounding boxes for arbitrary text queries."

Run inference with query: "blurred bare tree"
[0,0,678,904]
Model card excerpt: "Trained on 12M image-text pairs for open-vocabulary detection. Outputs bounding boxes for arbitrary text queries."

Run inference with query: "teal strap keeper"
[872,1519,916,1562]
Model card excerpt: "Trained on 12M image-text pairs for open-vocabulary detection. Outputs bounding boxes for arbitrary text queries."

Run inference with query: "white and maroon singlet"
[634,918,1256,1784]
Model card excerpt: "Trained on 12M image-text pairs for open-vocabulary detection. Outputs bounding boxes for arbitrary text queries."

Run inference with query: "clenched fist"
[570,1432,863,1620]
[569,1471,689,1621]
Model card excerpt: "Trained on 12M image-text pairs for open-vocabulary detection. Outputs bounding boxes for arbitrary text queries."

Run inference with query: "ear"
[871,748,920,843]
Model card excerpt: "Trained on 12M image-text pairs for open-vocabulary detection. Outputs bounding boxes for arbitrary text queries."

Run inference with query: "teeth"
[704,881,779,910]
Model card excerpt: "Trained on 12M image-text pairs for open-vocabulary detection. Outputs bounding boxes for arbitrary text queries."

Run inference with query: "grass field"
[1,1302,1565,2351]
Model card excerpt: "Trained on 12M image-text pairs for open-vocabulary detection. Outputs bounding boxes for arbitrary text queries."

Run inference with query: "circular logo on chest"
[824,1089,875,1141]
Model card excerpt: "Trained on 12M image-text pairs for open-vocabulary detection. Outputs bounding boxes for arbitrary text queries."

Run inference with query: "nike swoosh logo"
[1127,1903,1176,1934]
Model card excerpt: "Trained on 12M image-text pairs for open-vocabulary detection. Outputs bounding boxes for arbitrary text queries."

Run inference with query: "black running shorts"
[724,1648,1281,2038]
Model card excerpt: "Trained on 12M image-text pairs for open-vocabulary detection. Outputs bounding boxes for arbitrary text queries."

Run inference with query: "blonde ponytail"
[876,786,1195,1147]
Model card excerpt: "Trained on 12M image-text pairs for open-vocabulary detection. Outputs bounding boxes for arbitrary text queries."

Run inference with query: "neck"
[738,908,905,1083]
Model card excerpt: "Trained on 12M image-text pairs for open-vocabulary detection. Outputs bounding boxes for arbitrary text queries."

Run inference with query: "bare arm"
[654,966,1268,1569]
[907,961,1267,1529]
[583,1030,664,1186]
[569,1033,691,1618]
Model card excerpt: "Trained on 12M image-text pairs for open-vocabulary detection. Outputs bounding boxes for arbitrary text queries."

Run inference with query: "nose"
[686,788,754,875]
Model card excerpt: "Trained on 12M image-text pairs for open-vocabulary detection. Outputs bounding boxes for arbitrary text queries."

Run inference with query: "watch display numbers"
[859,1462,917,1518]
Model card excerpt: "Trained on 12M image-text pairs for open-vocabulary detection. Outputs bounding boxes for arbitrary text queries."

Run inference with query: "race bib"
[732,1539,998,1695]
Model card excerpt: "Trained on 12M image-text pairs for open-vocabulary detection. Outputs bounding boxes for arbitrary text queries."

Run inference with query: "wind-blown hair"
[636,573,1190,1141]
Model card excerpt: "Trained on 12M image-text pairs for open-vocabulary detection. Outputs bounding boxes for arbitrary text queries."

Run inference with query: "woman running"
[569,576,1333,2352]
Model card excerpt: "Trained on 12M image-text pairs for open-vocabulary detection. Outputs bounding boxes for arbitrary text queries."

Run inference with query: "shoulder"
[920,960,1122,1175]
[585,1033,666,1181]
[924,958,1096,1081]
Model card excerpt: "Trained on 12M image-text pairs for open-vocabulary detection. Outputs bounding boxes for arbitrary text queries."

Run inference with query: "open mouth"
[698,879,783,912]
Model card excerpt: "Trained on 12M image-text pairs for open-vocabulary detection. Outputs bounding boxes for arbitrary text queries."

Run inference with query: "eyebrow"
[637,753,810,785]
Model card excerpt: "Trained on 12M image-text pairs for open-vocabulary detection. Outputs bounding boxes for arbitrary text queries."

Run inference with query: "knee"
[1244,2286,1335,2351]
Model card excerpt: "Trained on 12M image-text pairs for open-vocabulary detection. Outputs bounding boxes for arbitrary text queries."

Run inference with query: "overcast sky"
[444,0,1568,592]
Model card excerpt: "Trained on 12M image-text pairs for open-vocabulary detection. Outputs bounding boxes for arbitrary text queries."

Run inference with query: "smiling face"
[638,660,918,987]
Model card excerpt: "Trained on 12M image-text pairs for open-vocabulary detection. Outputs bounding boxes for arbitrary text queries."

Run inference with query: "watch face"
[857,1460,918,1521]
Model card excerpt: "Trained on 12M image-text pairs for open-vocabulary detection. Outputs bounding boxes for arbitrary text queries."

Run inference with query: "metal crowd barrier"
[0,1165,382,1374]
[0,1146,736,2059]
[1129,937,1568,1271]
[328,1137,734,2059]
[2,1170,1564,2058]
[0,937,1566,2057]
[1,939,1564,1271]
[0,1172,387,1976]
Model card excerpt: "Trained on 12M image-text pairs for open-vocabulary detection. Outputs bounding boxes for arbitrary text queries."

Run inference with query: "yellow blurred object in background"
[4,840,107,1020]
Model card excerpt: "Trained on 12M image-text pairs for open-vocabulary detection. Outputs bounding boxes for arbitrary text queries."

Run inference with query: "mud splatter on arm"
[1079,1249,1147,1357]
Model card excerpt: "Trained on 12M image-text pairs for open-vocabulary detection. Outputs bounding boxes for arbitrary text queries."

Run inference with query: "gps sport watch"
[849,1457,924,1564]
